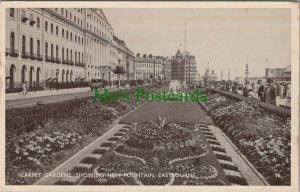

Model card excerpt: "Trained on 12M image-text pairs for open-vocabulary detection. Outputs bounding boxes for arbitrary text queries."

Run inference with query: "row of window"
[10,8,42,28]
[55,8,84,28]
[44,21,84,45]
[9,32,109,65]
[136,70,162,75]
[9,32,84,64]
[10,8,112,43]
[44,42,84,64]
[136,63,162,68]
[54,8,112,39]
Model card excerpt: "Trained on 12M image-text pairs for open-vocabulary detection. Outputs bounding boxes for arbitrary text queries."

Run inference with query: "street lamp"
[117,52,123,87]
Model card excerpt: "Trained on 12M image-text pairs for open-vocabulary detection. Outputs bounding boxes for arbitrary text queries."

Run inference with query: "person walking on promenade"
[286,83,291,103]
[243,80,252,97]
[279,83,285,99]
[231,82,237,94]
[22,81,28,97]
[257,80,265,102]
[264,78,277,105]
[283,82,288,99]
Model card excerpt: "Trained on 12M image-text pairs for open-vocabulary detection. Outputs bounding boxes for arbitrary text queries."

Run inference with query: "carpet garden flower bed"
[203,94,291,185]
[65,119,247,186]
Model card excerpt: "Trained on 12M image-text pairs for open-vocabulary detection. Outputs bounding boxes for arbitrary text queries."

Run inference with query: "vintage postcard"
[0,1,299,192]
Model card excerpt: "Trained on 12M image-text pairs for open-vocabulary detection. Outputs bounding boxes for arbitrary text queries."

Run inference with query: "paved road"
[6,90,93,109]
[5,87,125,109]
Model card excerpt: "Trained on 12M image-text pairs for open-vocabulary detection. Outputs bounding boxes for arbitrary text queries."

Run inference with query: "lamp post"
[117,52,123,88]
[188,55,191,85]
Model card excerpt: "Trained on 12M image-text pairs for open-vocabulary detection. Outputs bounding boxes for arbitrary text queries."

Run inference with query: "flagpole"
[184,23,187,86]
[265,58,268,78]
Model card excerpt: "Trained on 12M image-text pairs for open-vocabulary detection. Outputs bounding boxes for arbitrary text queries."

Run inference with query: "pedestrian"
[275,81,280,96]
[257,80,265,102]
[22,81,28,97]
[226,81,231,92]
[264,78,277,105]
[231,82,237,94]
[279,83,285,99]
[286,83,291,103]
[283,83,288,99]
[243,80,252,97]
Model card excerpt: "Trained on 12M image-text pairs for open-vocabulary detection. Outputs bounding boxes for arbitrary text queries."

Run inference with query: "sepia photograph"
[1,2,299,192]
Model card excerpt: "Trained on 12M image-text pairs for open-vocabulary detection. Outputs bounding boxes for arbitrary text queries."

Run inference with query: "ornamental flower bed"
[129,122,191,149]
[14,130,82,166]
[78,118,236,185]
[203,95,291,185]
[5,86,158,185]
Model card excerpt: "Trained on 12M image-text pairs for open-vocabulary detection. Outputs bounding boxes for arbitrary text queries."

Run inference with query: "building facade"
[171,50,197,84]
[134,54,164,80]
[111,35,135,81]
[265,65,291,81]
[5,8,133,91]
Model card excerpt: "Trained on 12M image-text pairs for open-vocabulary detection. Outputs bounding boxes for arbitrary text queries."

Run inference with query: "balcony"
[62,59,68,65]
[29,53,37,60]
[75,61,82,67]
[21,51,30,59]
[9,49,19,57]
[55,58,61,64]
[50,56,56,63]
[5,48,9,56]
[6,48,19,57]
[29,19,36,26]
[67,60,74,65]
[37,54,43,61]
[62,60,74,65]
[21,16,29,23]
[45,56,51,62]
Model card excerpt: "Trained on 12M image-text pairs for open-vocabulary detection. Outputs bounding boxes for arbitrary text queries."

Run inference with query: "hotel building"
[134,53,166,80]
[5,8,134,91]
[171,50,197,84]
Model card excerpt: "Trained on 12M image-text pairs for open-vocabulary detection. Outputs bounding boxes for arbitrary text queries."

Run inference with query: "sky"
[103,8,291,79]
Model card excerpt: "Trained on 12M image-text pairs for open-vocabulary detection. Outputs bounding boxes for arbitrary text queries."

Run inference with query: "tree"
[113,65,126,87]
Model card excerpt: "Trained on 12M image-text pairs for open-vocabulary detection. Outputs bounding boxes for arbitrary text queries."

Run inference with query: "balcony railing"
[62,59,67,65]
[50,56,56,63]
[21,51,30,59]
[55,57,61,64]
[29,53,37,60]
[5,48,10,56]
[37,54,43,61]
[62,59,74,65]
[6,48,19,57]
[21,16,29,23]
[67,60,74,65]
[45,56,51,62]
[75,61,84,67]
[9,49,19,57]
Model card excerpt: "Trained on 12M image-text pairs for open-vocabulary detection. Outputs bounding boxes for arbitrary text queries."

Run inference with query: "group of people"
[208,79,291,106]
[243,79,291,105]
